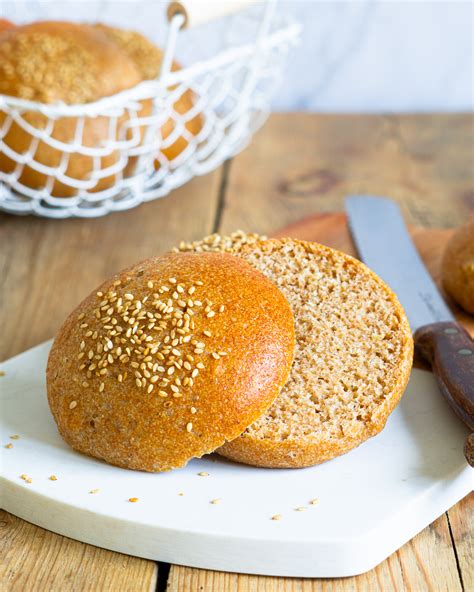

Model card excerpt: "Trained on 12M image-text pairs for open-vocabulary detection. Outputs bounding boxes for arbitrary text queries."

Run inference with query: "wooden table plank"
[0,510,157,592]
[167,113,473,591]
[219,113,473,234]
[447,492,474,592]
[0,170,223,591]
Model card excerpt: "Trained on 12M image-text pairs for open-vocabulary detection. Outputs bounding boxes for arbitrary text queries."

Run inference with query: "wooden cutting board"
[275,212,474,337]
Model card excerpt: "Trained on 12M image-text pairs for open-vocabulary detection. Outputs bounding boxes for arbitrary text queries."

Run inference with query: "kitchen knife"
[346,195,474,466]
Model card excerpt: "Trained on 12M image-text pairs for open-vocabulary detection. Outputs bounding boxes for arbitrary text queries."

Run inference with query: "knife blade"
[345,195,453,332]
[345,195,474,463]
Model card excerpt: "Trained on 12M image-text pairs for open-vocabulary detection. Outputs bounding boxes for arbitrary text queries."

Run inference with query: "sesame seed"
[20,474,28,480]
[49,475,58,481]
[5,443,13,449]
[147,281,154,289]
[309,498,319,505]
[178,492,184,496]
[190,407,197,414]
[78,313,85,320]
[186,422,193,432]
[89,489,100,494]
[10,435,20,440]
[212,353,220,360]
[99,382,105,393]
[271,514,282,521]
[295,507,307,512]
[128,497,139,503]
[147,384,154,394]
[69,401,77,409]
[210,499,221,505]
[25,478,33,484]
[158,390,168,397]
[203,330,212,337]
[198,472,209,477]
[206,311,215,318]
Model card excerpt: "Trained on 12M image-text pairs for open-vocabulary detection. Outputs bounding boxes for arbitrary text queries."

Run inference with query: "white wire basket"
[0,0,300,218]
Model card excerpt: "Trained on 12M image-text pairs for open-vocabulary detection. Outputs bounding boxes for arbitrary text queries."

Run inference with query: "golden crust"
[219,238,414,468]
[47,252,295,472]
[442,219,474,314]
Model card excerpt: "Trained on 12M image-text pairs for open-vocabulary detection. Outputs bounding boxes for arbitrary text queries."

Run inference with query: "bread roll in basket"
[0,20,202,198]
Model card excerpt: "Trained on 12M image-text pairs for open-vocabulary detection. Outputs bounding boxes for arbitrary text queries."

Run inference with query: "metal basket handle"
[167,0,261,28]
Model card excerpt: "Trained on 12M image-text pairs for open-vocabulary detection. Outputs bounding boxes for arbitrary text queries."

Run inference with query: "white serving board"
[0,341,472,578]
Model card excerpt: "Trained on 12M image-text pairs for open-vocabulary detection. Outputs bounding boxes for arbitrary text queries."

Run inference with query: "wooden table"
[1,114,473,591]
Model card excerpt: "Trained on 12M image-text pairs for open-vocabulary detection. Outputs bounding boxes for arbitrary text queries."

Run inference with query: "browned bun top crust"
[47,252,295,472]
[442,219,474,314]
[93,23,164,80]
[0,21,141,103]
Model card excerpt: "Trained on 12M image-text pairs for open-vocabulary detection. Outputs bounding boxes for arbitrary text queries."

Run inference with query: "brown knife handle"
[414,321,474,466]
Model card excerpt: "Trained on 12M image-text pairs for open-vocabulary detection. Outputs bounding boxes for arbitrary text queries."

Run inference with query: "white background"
[2,0,473,112]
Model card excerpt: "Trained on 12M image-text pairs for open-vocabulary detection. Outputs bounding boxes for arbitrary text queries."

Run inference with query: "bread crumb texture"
[47,252,295,472]
[179,233,413,468]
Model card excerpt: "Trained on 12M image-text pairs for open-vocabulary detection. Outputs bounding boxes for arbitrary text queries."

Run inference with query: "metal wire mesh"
[0,7,299,218]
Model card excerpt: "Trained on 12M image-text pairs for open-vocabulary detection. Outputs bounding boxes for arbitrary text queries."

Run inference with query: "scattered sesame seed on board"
[49,475,58,481]
[198,472,209,477]
[128,497,139,503]
[295,507,307,512]
[4,443,13,449]
[10,435,20,439]
[210,499,221,505]
[0,370,5,377]
[178,492,184,496]
[271,514,282,521]
[20,474,27,480]
[89,489,100,494]
[309,498,319,505]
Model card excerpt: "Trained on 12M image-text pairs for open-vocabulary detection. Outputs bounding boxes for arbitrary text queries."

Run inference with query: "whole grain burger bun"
[0,21,141,197]
[95,23,203,166]
[177,233,414,468]
[442,219,474,314]
[47,252,295,472]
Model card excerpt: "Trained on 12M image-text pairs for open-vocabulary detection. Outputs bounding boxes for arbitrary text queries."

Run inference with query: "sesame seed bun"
[46,252,295,472]
[94,23,203,167]
[175,233,414,468]
[0,21,142,197]
[0,21,202,197]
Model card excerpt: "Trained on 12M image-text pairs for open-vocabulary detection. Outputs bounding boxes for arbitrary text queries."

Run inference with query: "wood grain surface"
[1,113,473,591]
